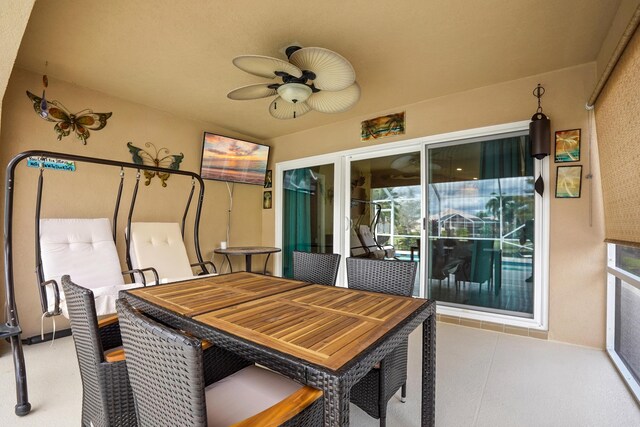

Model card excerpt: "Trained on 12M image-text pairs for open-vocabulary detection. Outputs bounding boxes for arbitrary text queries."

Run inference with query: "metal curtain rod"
[586,4,640,108]
[2,150,207,416]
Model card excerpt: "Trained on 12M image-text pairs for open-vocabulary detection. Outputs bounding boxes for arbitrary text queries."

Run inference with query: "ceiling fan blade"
[391,154,420,173]
[289,47,355,91]
[227,84,278,100]
[232,55,302,79]
[306,82,360,113]
[268,97,311,120]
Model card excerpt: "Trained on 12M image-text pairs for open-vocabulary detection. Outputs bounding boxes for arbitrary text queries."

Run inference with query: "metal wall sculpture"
[127,142,184,187]
[26,74,112,144]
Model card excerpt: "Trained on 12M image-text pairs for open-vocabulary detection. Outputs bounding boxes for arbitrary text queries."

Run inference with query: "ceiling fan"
[390,154,421,174]
[227,45,360,119]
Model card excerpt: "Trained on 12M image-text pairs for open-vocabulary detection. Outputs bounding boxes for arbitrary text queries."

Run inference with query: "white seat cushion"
[204,365,303,427]
[350,227,368,257]
[40,218,134,316]
[90,282,144,316]
[42,281,144,317]
[129,222,213,283]
[157,272,218,284]
[358,225,386,259]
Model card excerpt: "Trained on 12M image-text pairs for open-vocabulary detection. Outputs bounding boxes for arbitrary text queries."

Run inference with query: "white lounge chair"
[39,218,155,317]
[127,222,216,284]
[357,225,396,259]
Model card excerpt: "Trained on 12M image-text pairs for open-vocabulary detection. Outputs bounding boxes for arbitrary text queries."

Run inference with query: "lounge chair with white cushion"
[39,218,156,317]
[127,222,216,284]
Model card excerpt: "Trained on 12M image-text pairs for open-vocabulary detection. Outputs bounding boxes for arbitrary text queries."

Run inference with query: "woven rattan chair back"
[292,251,341,286]
[345,258,416,427]
[117,298,208,427]
[61,275,136,427]
[346,257,417,296]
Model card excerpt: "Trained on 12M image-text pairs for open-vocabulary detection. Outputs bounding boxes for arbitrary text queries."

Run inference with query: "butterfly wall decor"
[26,90,112,144]
[127,142,184,187]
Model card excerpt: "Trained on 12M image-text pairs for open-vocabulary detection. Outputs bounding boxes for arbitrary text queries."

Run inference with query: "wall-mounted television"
[200,132,270,185]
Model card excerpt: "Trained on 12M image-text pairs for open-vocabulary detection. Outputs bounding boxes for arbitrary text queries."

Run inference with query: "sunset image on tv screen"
[201,133,269,185]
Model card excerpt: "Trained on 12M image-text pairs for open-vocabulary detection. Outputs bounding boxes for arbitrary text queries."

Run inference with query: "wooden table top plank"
[267,312,334,341]
[255,309,326,336]
[303,318,364,351]
[131,287,252,316]
[127,273,429,370]
[291,315,359,348]
[275,285,421,322]
[128,272,309,316]
[325,293,367,310]
[337,295,384,316]
[362,298,407,319]
[312,322,379,355]
[197,310,332,364]
[232,304,301,330]
[193,282,428,370]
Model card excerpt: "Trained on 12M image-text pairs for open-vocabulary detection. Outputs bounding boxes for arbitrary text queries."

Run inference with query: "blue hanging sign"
[27,156,76,172]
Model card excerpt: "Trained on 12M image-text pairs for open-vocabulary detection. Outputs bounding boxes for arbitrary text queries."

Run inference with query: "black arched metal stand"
[2,150,208,416]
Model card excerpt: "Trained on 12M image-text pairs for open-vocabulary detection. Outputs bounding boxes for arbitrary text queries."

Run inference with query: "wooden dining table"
[122,272,436,426]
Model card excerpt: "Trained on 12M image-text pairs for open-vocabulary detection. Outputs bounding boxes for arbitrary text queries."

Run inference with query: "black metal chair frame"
[350,198,396,259]
[35,168,160,317]
[124,177,216,280]
[2,150,211,416]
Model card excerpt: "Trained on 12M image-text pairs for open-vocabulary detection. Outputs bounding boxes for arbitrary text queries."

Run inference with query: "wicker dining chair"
[116,298,324,427]
[61,275,137,427]
[292,251,341,286]
[346,257,418,427]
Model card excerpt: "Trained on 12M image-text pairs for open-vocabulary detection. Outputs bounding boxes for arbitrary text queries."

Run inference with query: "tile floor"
[1,322,638,426]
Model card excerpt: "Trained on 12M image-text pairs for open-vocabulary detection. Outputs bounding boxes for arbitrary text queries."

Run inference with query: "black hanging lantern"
[529,84,550,196]
[530,84,550,159]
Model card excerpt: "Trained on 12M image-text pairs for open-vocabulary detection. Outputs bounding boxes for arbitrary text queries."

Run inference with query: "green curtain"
[282,169,312,278]
[480,135,532,179]
[477,135,534,290]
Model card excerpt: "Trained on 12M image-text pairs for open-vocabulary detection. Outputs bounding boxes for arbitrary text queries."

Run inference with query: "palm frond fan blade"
[289,47,355,91]
[269,97,311,120]
[227,84,278,100]
[391,154,420,173]
[232,55,302,79]
[306,82,360,113]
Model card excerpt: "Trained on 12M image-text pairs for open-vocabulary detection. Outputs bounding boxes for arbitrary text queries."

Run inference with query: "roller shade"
[595,26,640,246]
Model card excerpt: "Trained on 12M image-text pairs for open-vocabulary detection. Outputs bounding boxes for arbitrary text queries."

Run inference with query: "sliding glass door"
[426,133,536,317]
[276,121,545,327]
[347,149,423,296]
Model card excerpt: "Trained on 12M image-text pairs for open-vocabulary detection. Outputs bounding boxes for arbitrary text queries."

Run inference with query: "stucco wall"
[0,67,264,337]
[264,63,606,348]
[0,0,35,129]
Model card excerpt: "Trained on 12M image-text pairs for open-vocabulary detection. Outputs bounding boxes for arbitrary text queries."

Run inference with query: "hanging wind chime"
[529,84,550,196]
[26,61,112,144]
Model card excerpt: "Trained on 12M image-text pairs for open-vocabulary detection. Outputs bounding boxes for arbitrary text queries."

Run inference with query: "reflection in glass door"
[349,152,422,296]
[426,134,535,316]
[282,164,334,278]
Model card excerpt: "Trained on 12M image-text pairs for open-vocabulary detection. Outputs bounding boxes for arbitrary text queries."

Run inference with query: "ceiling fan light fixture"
[229,44,359,118]
[277,83,312,104]
[269,96,311,119]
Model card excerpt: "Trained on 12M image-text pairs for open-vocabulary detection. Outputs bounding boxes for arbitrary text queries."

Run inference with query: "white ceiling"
[15,0,621,141]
